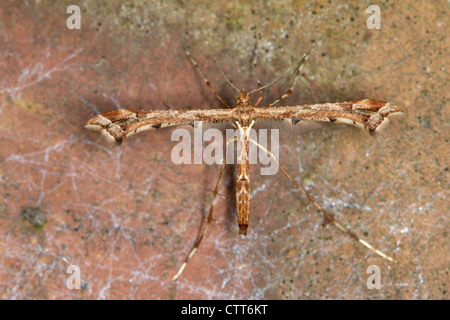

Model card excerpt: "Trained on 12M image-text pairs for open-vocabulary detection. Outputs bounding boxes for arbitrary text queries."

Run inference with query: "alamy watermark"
[66,265,81,289]
[171,122,280,175]
[366,5,381,29]
[66,5,81,29]
[366,265,381,289]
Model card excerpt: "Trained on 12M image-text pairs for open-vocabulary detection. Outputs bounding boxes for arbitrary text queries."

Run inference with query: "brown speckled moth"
[85,46,402,280]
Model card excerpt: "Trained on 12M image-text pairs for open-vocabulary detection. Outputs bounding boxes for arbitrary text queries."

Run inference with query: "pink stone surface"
[0,1,447,299]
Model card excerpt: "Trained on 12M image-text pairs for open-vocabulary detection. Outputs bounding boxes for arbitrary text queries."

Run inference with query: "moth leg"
[268,51,309,107]
[254,81,263,107]
[172,137,236,281]
[185,49,231,109]
[248,137,396,262]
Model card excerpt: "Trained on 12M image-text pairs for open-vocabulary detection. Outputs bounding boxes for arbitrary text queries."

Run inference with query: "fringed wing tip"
[85,114,111,128]
[85,118,123,144]
[84,123,103,131]
[100,129,122,144]
[379,102,403,117]
[368,102,403,135]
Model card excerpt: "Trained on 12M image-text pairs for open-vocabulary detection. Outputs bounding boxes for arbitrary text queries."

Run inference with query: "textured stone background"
[0,0,447,299]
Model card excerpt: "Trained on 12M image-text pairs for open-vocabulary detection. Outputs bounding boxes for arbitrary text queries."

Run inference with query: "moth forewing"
[254,99,401,133]
[85,108,234,143]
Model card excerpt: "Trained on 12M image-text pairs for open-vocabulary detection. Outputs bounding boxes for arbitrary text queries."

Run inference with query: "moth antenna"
[206,42,240,93]
[249,49,310,94]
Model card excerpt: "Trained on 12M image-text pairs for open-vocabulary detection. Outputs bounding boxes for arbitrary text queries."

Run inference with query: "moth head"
[237,91,251,103]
